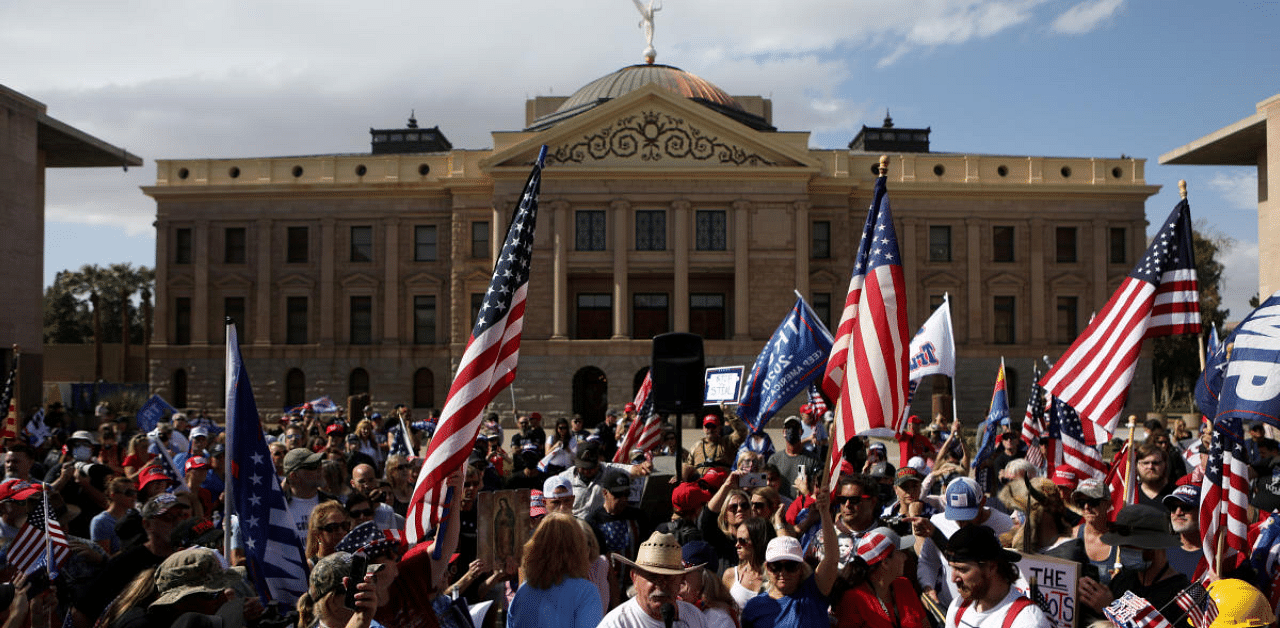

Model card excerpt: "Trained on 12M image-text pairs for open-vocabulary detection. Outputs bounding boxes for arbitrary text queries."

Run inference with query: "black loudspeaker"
[651,332,705,415]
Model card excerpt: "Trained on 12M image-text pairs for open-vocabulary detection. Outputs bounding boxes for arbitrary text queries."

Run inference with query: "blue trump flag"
[736,296,834,432]
[973,360,1009,491]
[1209,291,1280,427]
[136,394,177,433]
[225,323,307,603]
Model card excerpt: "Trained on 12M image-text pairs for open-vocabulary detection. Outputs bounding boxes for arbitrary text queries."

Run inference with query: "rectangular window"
[929,294,946,313]
[224,227,246,264]
[413,295,436,344]
[635,211,667,251]
[286,297,308,345]
[470,293,485,326]
[993,296,1016,344]
[350,226,373,262]
[575,211,607,251]
[812,292,832,330]
[471,222,490,259]
[929,226,952,262]
[812,221,831,259]
[1109,227,1126,264]
[224,297,246,339]
[175,228,193,265]
[632,293,670,339]
[1057,296,1079,344]
[287,227,309,263]
[1056,227,1077,263]
[690,293,726,339]
[695,210,727,251]
[575,293,612,340]
[174,298,191,345]
[992,226,1015,262]
[414,225,437,261]
[350,296,372,345]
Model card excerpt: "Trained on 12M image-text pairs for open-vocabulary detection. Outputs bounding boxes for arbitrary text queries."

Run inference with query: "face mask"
[1119,547,1151,572]
[785,428,802,445]
[72,445,93,462]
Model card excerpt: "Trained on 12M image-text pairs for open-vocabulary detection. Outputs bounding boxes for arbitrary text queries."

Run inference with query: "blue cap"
[1162,483,1200,509]
[681,540,717,569]
[944,477,983,521]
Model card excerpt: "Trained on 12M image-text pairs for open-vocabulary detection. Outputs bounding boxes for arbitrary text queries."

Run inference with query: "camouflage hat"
[309,551,354,600]
[151,548,244,608]
[140,493,182,519]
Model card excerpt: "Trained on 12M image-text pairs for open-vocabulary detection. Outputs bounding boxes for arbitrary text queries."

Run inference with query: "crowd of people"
[0,399,1276,628]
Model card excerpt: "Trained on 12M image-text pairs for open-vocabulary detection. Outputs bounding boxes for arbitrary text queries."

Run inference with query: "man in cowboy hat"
[601,531,708,628]
[1078,504,1190,623]
[943,525,1047,628]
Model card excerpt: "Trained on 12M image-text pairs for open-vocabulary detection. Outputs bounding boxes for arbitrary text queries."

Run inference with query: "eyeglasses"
[750,501,769,511]
[766,560,803,574]
[834,495,872,508]
[1170,503,1195,514]
[734,537,752,546]
[1074,497,1103,508]
[348,508,374,519]
[726,502,748,512]
[318,521,352,534]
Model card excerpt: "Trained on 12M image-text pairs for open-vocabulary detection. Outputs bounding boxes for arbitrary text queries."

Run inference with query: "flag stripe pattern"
[1173,583,1217,628]
[0,353,18,441]
[1199,412,1250,577]
[613,373,655,462]
[1105,591,1175,628]
[226,324,308,603]
[8,492,70,576]
[407,147,546,544]
[1106,441,1135,520]
[1040,200,1199,444]
[1022,364,1047,473]
[1055,398,1107,480]
[825,170,909,488]
[807,384,828,418]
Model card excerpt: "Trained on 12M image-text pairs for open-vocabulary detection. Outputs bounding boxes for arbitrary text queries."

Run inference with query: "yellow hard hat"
[1207,579,1277,628]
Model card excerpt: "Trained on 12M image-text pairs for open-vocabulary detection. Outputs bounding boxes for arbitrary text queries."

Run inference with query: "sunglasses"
[725,502,749,512]
[318,521,352,534]
[1074,497,1103,508]
[734,537,752,546]
[834,495,871,507]
[750,501,769,510]
[348,508,374,519]
[766,560,803,574]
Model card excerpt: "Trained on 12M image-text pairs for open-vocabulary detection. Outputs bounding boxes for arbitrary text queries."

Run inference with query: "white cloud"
[1051,0,1125,35]
[1218,239,1260,322]
[1207,170,1259,210]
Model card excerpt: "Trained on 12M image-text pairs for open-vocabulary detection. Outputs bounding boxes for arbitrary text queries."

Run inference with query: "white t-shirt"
[598,598,708,628]
[944,586,1046,628]
[918,508,1016,607]
[289,493,321,538]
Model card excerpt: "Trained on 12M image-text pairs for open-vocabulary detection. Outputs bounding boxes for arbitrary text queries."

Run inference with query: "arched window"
[349,368,370,397]
[413,368,435,410]
[285,369,306,408]
[172,369,188,408]
[572,366,608,427]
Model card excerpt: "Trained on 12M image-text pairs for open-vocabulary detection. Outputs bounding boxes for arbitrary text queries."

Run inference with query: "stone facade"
[145,74,1157,426]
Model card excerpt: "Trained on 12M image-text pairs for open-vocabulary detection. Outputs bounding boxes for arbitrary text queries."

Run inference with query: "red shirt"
[836,578,928,628]
[122,452,155,471]
[896,433,935,467]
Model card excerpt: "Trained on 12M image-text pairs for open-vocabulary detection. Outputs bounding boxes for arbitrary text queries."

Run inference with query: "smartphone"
[739,472,768,488]
[343,553,368,610]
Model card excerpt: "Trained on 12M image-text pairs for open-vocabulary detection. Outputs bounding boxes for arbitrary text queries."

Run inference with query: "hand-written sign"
[704,366,744,405]
[1014,551,1079,628]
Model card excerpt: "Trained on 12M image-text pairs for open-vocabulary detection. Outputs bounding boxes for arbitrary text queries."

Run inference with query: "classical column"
[901,216,919,321]
[793,201,809,300]
[1030,217,1046,344]
[193,220,210,345]
[611,200,631,339]
[734,200,752,340]
[449,212,468,345]
[153,227,169,345]
[551,201,570,340]
[255,218,272,345]
[965,218,983,344]
[672,200,691,332]
[383,219,400,343]
[320,218,336,344]
[1093,221,1108,309]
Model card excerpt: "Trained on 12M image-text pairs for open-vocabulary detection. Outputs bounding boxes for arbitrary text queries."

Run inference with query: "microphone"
[660,602,675,628]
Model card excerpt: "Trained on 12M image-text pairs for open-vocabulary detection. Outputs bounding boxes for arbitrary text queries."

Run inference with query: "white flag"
[901,295,955,428]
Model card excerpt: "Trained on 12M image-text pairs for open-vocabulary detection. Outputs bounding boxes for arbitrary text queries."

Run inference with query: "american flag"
[0,351,18,441]
[407,147,546,544]
[613,372,661,462]
[1105,591,1174,628]
[225,323,308,603]
[1055,397,1107,480]
[1022,363,1048,473]
[807,384,828,418]
[1199,412,1250,577]
[1040,200,1199,444]
[822,164,909,488]
[7,488,70,576]
[1106,440,1135,518]
[1172,582,1218,628]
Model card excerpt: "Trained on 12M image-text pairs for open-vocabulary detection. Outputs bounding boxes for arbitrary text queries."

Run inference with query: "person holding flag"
[972,361,1010,495]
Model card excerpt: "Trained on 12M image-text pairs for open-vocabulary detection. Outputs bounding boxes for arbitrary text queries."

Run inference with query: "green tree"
[42,263,154,344]
[1152,226,1230,411]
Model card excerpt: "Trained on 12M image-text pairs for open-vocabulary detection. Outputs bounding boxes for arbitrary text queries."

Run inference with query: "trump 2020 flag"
[973,360,1009,490]
[1210,292,1280,427]
[225,322,307,603]
[137,394,177,433]
[736,296,834,432]
[903,294,955,427]
[407,146,546,545]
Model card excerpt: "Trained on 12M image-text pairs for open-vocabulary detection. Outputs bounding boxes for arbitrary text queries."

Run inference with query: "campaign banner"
[704,366,744,405]
[1214,292,1280,427]
[1016,551,1080,628]
[137,394,177,433]
[736,296,833,431]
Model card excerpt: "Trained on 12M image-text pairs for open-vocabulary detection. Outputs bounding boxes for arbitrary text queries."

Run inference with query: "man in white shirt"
[555,442,651,518]
[601,531,707,628]
[916,476,1014,609]
[943,525,1047,628]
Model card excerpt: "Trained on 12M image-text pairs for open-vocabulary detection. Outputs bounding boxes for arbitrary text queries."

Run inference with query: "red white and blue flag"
[822,167,909,488]
[1104,591,1174,628]
[614,372,659,462]
[1172,582,1218,628]
[1199,411,1251,577]
[1022,363,1048,473]
[7,488,70,577]
[1040,200,1199,444]
[407,147,546,543]
[972,361,1009,490]
[1054,397,1107,480]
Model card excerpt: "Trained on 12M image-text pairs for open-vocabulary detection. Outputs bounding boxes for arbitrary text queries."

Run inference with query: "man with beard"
[1162,483,1204,579]
[1078,504,1190,627]
[943,525,1047,628]
[808,474,881,566]
[602,531,707,628]
[1133,443,1175,510]
[916,477,1015,609]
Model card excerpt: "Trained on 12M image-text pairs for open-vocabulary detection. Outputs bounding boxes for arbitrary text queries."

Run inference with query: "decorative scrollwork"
[549,111,775,166]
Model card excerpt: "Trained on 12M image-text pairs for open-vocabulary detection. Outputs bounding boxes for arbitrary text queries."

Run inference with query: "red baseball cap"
[138,467,177,491]
[701,468,728,490]
[184,456,210,472]
[1051,465,1079,489]
[799,403,812,414]
[702,414,719,428]
[0,479,41,502]
[624,403,636,412]
[672,482,711,515]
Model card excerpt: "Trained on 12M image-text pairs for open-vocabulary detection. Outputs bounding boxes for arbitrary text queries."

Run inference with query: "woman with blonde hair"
[508,512,602,628]
[121,434,154,480]
[383,454,414,517]
[998,476,1085,561]
[304,501,351,569]
[574,517,614,613]
[352,419,384,470]
[296,551,380,628]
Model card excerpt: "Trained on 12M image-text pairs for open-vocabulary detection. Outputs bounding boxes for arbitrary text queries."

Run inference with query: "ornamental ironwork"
[549,111,776,166]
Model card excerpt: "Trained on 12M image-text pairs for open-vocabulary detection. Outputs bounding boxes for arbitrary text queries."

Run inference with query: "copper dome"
[555,64,744,113]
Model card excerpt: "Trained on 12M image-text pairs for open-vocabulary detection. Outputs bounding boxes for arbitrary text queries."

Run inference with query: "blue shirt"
[741,575,829,628]
[89,510,125,554]
[507,577,602,628]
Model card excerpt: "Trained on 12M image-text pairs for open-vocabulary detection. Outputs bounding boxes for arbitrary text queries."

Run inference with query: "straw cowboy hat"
[612,531,702,576]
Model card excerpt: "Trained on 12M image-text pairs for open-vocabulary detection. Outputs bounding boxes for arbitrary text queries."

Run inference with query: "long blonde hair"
[521,513,590,590]
[304,501,348,564]
[99,566,158,627]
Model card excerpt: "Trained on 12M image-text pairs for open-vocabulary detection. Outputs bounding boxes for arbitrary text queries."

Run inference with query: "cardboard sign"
[1014,551,1080,628]
[704,366,744,404]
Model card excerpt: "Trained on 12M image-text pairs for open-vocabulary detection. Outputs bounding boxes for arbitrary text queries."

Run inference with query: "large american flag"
[407,147,546,544]
[1055,397,1106,480]
[0,351,18,441]
[1040,200,1199,444]
[7,488,70,576]
[822,164,909,488]
[613,372,660,462]
[1199,412,1250,577]
[1022,363,1048,473]
[226,324,307,603]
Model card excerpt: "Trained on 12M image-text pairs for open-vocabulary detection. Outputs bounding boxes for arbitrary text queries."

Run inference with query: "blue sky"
[8,0,1276,320]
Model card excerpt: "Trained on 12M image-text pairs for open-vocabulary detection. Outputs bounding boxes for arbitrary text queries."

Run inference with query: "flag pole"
[222,319,234,561]
[42,484,52,576]
[1112,414,1137,577]
[1179,180,1208,375]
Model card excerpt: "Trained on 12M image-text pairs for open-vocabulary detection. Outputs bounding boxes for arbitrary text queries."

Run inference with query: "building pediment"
[985,271,1027,289]
[168,274,195,289]
[481,85,818,173]
[921,271,963,288]
[213,273,253,290]
[340,272,379,290]
[1047,272,1090,290]
[809,268,842,286]
[277,274,316,289]
[404,272,444,290]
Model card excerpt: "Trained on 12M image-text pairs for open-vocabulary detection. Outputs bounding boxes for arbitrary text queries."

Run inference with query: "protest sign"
[704,366,744,404]
[1015,551,1080,628]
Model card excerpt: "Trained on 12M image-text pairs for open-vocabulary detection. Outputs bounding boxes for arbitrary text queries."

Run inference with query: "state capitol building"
[144,55,1157,425]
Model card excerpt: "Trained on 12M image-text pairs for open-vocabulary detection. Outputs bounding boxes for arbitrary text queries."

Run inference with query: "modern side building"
[1,85,142,414]
[144,61,1158,425]
[1161,93,1280,302]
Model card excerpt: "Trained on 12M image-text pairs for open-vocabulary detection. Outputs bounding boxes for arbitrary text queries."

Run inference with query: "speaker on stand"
[650,332,704,481]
